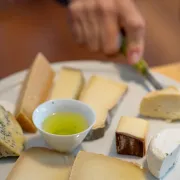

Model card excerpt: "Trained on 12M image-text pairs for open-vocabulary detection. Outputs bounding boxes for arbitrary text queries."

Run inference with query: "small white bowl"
[32,99,96,153]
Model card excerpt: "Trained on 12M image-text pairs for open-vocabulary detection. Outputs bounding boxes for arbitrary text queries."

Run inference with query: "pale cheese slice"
[69,151,146,180]
[15,53,54,133]
[140,86,180,120]
[50,67,84,100]
[7,147,74,180]
[79,75,128,129]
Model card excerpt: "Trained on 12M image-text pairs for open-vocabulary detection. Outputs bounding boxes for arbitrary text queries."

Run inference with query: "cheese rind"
[147,129,180,179]
[116,116,149,157]
[7,147,74,180]
[80,75,128,140]
[69,151,146,180]
[140,87,180,120]
[0,105,24,158]
[50,67,84,100]
[15,53,54,133]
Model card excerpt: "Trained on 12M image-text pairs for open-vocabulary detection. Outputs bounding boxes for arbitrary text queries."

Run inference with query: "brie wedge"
[147,128,180,179]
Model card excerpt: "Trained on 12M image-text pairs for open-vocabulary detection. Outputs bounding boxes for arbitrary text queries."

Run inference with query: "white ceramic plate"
[1,61,180,180]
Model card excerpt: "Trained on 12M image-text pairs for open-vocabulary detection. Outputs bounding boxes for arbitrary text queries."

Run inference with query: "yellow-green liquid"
[43,112,88,135]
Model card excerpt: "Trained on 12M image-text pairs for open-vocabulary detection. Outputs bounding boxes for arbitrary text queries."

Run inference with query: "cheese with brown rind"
[15,53,54,133]
[50,67,84,100]
[116,116,149,157]
[140,87,180,121]
[69,151,146,180]
[7,147,74,180]
[79,75,128,140]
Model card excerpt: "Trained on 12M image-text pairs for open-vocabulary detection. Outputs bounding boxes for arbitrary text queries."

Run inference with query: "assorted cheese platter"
[0,53,180,180]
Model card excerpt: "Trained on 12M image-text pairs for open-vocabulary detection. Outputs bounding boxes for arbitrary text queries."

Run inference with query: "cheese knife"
[120,37,164,90]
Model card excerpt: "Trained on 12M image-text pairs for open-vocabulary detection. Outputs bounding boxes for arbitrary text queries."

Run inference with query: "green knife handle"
[120,37,148,75]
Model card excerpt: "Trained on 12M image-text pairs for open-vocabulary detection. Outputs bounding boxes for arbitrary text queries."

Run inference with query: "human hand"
[68,0,145,64]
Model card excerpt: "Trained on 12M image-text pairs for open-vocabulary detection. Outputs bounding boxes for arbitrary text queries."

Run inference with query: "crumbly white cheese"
[147,129,180,179]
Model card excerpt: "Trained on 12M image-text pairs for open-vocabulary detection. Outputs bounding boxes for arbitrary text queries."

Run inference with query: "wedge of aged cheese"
[147,129,180,179]
[140,87,180,120]
[50,67,84,100]
[15,53,54,133]
[69,151,146,180]
[0,105,24,158]
[116,116,149,157]
[79,75,128,140]
[7,147,74,180]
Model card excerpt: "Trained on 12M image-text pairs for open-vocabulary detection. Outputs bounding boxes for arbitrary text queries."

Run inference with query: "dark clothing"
[57,0,69,6]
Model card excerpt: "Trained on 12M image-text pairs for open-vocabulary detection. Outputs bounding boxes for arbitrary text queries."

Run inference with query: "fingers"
[83,0,100,51]
[69,0,145,60]
[117,0,145,64]
[98,0,119,55]
[69,0,119,54]
[69,2,85,44]
[69,0,100,51]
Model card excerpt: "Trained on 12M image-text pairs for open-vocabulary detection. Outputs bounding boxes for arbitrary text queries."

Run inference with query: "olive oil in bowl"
[43,112,89,135]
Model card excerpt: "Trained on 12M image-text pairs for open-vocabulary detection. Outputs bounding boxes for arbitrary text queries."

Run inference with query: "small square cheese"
[116,116,149,157]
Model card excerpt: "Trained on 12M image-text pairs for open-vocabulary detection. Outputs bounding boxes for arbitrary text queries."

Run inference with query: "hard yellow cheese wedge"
[15,53,54,133]
[50,67,84,100]
[80,75,128,129]
[7,148,74,180]
[69,151,146,180]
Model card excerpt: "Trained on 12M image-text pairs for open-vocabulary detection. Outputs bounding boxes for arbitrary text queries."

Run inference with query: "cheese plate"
[1,60,180,180]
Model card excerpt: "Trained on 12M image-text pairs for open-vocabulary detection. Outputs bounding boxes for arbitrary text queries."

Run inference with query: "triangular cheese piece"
[7,147,74,180]
[69,151,146,180]
[15,53,54,132]
[140,87,180,120]
[0,106,24,158]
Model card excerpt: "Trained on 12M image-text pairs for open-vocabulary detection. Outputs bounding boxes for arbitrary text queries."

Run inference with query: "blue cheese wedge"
[147,129,180,179]
[0,105,24,158]
[140,87,180,121]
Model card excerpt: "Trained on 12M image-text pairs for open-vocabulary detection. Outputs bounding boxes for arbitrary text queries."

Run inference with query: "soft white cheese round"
[147,128,180,179]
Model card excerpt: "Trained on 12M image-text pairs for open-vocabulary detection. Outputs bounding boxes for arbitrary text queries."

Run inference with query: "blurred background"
[0,0,179,78]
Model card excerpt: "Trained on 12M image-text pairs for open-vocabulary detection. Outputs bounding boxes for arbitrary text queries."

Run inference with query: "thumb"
[118,0,145,64]
[126,19,145,64]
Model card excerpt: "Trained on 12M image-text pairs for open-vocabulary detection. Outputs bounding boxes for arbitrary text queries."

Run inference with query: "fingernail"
[130,52,140,64]
[128,48,141,64]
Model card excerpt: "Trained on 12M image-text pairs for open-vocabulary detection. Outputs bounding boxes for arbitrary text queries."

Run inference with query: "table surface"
[0,0,179,79]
